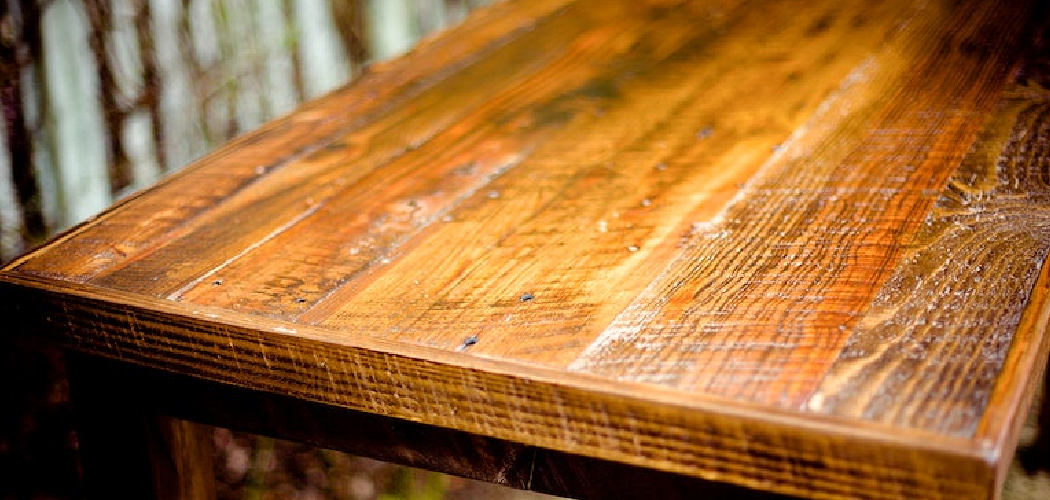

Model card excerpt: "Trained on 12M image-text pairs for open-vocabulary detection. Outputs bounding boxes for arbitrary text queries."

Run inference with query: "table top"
[4,0,1050,499]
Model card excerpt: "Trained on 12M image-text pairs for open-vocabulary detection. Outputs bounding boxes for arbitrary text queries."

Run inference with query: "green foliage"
[378,467,452,500]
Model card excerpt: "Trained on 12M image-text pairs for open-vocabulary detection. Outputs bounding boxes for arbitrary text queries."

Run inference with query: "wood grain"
[0,275,999,500]
[812,69,1050,435]
[568,0,1038,408]
[76,355,802,500]
[4,0,1050,499]
[309,0,919,369]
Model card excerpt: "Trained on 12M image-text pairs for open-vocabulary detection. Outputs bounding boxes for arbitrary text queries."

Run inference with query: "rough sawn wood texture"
[3,0,1050,499]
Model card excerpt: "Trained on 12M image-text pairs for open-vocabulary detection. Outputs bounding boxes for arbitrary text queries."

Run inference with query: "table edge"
[975,252,1050,497]
[1,271,1012,500]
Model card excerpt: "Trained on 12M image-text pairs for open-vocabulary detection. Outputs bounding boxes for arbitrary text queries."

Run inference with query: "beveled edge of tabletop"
[3,267,1045,500]
[4,0,1050,497]
[976,254,1050,496]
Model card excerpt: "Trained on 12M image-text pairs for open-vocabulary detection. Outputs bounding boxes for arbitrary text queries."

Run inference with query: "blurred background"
[0,1,1046,499]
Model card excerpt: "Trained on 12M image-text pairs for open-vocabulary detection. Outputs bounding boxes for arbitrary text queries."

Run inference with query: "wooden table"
[4,0,1050,499]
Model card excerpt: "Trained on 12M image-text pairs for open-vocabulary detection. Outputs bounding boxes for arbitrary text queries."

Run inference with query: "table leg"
[65,354,800,500]
[1035,362,1050,465]
[67,354,216,500]
[1019,358,1050,473]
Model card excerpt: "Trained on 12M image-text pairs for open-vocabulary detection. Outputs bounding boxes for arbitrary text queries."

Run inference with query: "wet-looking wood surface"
[4,0,1050,499]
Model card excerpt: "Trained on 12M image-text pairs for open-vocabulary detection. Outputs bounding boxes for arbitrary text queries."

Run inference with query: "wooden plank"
[972,52,1050,488]
[310,0,920,367]
[812,67,1050,435]
[3,0,1050,499]
[172,0,754,317]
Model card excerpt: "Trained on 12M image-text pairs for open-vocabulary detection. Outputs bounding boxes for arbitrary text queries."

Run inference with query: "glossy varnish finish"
[3,1,1050,499]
